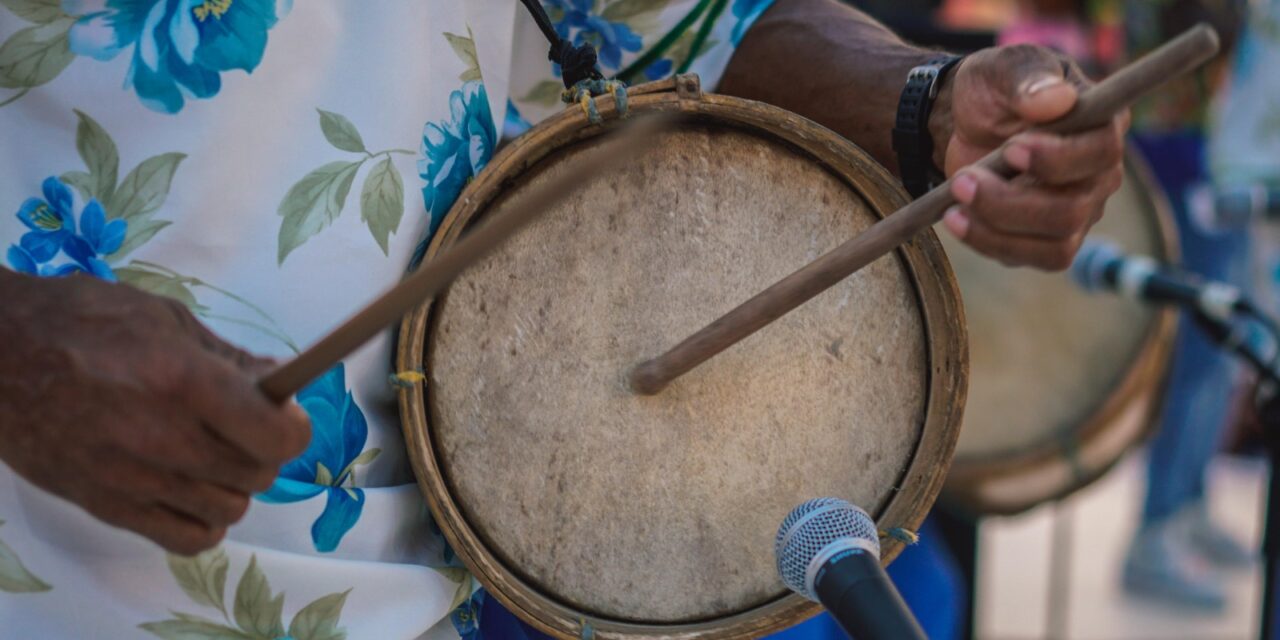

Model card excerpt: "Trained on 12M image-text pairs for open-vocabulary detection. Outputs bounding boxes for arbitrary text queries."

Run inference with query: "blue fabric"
[1130,131,1250,524]
[475,517,963,639]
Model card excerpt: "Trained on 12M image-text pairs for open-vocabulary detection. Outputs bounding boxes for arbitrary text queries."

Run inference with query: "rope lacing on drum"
[517,0,629,125]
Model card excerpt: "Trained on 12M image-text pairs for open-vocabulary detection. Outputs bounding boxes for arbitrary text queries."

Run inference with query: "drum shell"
[940,151,1179,516]
[397,77,968,638]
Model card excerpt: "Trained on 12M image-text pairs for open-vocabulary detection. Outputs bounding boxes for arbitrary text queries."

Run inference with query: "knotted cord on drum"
[517,0,630,125]
[879,527,920,545]
[389,369,426,389]
[565,79,629,125]
[578,618,595,639]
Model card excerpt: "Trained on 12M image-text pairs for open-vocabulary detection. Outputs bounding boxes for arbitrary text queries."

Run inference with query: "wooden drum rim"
[941,150,1181,517]
[396,77,969,639]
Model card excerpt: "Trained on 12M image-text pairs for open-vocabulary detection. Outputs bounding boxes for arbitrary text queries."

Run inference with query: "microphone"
[1070,239,1246,321]
[774,498,925,640]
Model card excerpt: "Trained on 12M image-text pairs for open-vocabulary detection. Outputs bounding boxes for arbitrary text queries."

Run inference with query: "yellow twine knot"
[389,369,426,389]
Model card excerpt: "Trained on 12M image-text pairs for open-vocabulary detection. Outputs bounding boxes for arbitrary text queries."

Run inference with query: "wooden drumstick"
[259,113,670,403]
[629,24,1221,396]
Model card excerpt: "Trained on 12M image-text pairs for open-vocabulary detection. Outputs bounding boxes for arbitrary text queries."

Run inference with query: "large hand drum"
[940,152,1179,515]
[396,77,967,638]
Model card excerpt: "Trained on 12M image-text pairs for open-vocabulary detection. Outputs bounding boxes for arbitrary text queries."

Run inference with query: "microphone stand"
[1186,308,1280,640]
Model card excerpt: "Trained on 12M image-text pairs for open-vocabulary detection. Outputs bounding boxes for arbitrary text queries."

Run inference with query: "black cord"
[517,0,605,88]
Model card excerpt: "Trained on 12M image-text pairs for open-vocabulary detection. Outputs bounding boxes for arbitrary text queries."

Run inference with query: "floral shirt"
[0,1,773,638]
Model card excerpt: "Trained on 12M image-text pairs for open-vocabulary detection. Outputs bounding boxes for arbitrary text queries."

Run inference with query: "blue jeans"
[473,516,964,639]
[1131,131,1249,524]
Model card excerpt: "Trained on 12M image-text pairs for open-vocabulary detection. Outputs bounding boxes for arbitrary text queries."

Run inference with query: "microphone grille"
[1070,238,1123,292]
[774,497,879,600]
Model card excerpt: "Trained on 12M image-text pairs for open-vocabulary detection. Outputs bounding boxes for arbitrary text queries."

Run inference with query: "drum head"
[941,151,1178,515]
[398,77,967,638]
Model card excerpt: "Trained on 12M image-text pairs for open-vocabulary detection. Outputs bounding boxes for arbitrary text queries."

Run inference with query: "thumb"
[1011,68,1078,124]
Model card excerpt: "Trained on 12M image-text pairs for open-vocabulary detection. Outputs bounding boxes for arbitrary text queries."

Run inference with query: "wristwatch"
[893,55,964,199]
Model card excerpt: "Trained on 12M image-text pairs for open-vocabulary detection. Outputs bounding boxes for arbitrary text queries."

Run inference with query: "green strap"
[677,0,730,74]
[615,0,713,84]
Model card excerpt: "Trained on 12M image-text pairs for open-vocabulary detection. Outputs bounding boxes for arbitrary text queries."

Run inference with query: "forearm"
[718,0,951,175]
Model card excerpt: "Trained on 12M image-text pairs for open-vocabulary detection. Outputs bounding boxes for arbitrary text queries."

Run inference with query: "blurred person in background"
[1118,0,1256,612]
[993,0,1253,612]
[1208,0,1280,314]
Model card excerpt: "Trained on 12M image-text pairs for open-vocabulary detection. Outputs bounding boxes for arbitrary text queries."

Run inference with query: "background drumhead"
[941,151,1178,515]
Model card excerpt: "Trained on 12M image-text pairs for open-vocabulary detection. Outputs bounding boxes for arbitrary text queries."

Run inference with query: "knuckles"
[165,527,227,557]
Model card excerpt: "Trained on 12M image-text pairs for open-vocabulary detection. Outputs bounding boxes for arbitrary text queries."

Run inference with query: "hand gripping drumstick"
[258,115,669,402]
[629,24,1221,396]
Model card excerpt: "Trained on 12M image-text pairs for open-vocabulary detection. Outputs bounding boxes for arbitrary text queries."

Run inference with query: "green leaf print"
[317,109,367,154]
[109,219,173,264]
[276,160,363,264]
[276,110,414,262]
[146,552,351,640]
[232,556,285,638]
[0,520,51,593]
[286,589,350,640]
[0,17,74,90]
[114,261,300,352]
[604,0,675,43]
[444,29,482,83]
[108,152,188,222]
[166,548,230,617]
[72,109,120,205]
[601,0,672,23]
[359,157,404,255]
[0,0,66,24]
[117,264,207,313]
[139,617,254,640]
[58,170,95,202]
[522,79,564,108]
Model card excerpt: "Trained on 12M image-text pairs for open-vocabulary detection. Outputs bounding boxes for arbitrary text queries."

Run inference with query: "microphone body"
[775,498,926,640]
[813,545,925,640]
[1071,240,1245,320]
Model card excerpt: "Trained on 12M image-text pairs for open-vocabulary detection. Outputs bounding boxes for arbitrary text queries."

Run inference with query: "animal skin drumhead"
[425,123,931,623]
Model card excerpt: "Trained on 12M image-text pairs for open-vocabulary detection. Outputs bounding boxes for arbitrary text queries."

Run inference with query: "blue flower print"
[545,0,644,72]
[257,363,380,553]
[643,57,674,81]
[64,0,287,113]
[451,590,485,640]
[731,0,775,45]
[419,82,496,240]
[7,177,125,280]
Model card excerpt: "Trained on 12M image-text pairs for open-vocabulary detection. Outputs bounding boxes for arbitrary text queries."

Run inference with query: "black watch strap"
[893,55,964,199]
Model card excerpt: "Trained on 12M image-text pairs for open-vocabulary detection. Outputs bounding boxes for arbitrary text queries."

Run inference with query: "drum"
[940,151,1179,516]
[396,76,967,638]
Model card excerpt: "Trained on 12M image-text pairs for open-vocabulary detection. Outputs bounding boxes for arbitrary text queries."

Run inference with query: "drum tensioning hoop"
[397,76,968,639]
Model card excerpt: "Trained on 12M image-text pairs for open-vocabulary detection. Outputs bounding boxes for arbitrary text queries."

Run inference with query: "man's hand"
[719,0,1126,271]
[933,45,1128,270]
[0,271,310,555]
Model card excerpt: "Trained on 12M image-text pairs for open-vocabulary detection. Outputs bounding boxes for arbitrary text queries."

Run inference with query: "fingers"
[945,163,1122,270]
[86,458,243,555]
[177,347,312,467]
[92,500,228,556]
[120,409,278,494]
[993,45,1080,124]
[1003,122,1126,187]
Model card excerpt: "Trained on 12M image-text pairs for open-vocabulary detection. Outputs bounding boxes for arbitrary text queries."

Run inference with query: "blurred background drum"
[940,150,1180,515]
[397,78,967,639]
